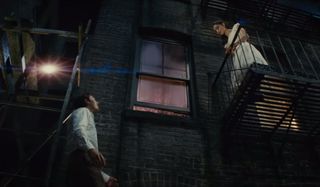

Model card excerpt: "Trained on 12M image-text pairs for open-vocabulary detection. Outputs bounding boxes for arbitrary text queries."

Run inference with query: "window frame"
[130,28,194,115]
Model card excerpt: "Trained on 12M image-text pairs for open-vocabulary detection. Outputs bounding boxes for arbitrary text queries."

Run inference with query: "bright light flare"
[39,64,60,75]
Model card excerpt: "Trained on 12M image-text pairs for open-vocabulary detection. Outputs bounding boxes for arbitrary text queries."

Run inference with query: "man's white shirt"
[67,107,110,182]
[68,107,98,153]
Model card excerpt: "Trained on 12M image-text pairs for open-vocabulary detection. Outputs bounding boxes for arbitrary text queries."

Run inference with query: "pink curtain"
[137,75,188,108]
[137,40,189,109]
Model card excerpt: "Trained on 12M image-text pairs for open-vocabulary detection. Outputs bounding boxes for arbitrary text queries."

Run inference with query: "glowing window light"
[39,64,59,75]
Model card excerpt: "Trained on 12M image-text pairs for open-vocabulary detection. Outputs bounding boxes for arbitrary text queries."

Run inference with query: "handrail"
[1,52,79,186]
[0,171,42,182]
[0,101,61,112]
[42,48,79,187]
[1,20,91,187]
[0,26,78,39]
[44,20,91,187]
[1,114,71,187]
[208,24,320,140]
[210,25,242,89]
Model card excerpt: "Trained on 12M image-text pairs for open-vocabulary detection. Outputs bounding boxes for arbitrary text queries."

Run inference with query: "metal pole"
[0,171,42,182]
[2,113,71,187]
[0,101,61,112]
[309,45,320,68]
[0,26,78,39]
[266,33,285,74]
[255,31,271,71]
[277,36,296,76]
[298,41,319,80]
[287,38,308,77]
[44,20,91,187]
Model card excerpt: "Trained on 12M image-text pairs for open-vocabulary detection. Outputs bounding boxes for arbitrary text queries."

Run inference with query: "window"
[131,28,192,115]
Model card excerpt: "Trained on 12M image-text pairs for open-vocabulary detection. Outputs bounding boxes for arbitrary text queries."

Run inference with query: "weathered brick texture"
[74,0,320,186]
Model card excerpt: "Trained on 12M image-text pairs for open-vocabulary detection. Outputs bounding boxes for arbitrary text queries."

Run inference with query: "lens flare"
[39,64,59,75]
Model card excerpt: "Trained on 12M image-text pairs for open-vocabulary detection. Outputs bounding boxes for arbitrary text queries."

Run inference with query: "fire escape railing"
[201,0,320,38]
[45,20,91,187]
[209,23,320,142]
[0,20,91,187]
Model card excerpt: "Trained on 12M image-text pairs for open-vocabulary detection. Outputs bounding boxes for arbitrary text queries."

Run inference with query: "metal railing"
[44,20,91,187]
[202,0,320,37]
[0,21,91,187]
[210,23,320,139]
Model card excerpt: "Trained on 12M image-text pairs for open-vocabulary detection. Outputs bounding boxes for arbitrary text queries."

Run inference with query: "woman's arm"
[235,28,249,44]
[225,24,249,54]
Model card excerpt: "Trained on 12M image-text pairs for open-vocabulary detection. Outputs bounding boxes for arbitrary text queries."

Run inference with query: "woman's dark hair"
[213,20,232,28]
[73,93,91,109]
[213,19,229,44]
[213,20,224,26]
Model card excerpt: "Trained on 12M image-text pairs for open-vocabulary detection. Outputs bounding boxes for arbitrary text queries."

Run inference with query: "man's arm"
[88,148,106,168]
[237,28,249,43]
[102,171,119,187]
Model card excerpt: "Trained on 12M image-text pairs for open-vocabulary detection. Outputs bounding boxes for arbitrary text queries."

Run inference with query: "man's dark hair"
[73,93,91,109]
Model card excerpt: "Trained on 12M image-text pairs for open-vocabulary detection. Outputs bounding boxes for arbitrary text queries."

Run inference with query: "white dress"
[224,24,273,127]
[225,23,268,88]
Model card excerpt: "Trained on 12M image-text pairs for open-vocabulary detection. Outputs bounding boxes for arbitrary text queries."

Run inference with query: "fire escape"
[0,17,90,187]
[203,0,320,142]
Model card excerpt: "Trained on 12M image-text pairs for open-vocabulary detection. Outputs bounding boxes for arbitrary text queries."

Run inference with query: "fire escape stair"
[222,68,320,142]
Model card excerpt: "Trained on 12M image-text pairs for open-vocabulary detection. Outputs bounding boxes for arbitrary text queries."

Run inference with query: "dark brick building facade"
[78,0,209,186]
[1,0,320,187]
[76,0,320,186]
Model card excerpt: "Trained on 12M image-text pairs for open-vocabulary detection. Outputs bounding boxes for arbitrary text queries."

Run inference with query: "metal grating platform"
[223,69,320,142]
[201,0,320,39]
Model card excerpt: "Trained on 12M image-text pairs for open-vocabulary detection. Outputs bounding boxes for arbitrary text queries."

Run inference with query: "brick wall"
[119,112,207,186]
[75,0,320,186]
[79,0,138,175]
[78,0,209,186]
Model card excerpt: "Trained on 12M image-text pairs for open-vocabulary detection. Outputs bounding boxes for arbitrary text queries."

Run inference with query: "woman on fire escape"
[213,20,269,88]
